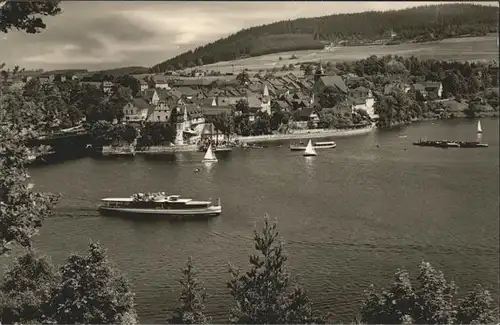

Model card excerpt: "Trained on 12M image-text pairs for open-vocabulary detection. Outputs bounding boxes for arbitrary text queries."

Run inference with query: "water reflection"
[202,161,216,175]
[304,156,315,178]
[141,154,176,162]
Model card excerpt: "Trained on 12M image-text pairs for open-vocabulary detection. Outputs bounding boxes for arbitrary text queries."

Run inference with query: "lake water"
[19,118,500,323]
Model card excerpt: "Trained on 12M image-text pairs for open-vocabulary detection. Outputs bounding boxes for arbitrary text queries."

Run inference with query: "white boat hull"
[214,147,233,152]
[99,205,222,217]
[290,144,336,151]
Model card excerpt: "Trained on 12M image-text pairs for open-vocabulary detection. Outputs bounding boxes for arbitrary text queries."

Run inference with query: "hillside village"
[7,56,498,149]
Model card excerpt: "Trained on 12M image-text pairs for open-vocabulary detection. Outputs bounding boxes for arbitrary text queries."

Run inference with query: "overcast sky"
[0,1,497,71]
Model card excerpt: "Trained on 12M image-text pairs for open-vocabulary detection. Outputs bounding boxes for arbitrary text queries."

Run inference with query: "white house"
[153,75,171,89]
[348,86,376,119]
[123,98,152,123]
[142,89,160,106]
[102,81,114,94]
[139,79,149,92]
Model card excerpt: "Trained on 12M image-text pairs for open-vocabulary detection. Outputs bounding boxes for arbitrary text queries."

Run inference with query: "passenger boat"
[98,193,222,218]
[290,141,336,151]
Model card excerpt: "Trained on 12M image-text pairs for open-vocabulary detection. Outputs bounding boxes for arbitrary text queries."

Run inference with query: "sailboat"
[303,140,317,157]
[202,144,218,162]
[477,120,483,134]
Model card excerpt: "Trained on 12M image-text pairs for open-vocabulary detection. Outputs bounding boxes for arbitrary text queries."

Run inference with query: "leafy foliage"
[151,4,497,71]
[168,257,210,324]
[211,112,233,139]
[137,122,176,147]
[332,55,497,127]
[360,261,499,324]
[318,86,347,108]
[0,71,59,255]
[227,216,323,324]
[0,250,58,324]
[44,242,138,324]
[0,0,61,34]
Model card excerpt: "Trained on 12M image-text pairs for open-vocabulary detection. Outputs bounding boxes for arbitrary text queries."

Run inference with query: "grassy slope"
[200,34,499,73]
[151,3,498,72]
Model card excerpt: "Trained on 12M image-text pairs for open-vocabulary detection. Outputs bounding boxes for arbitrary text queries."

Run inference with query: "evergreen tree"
[0,250,58,324]
[44,242,138,324]
[456,284,499,324]
[168,257,210,324]
[227,216,323,324]
[361,261,498,324]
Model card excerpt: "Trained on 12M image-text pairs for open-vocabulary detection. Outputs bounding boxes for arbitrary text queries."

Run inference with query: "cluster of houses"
[8,63,453,145]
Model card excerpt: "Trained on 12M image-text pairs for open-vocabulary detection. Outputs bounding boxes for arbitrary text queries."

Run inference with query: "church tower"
[314,61,325,82]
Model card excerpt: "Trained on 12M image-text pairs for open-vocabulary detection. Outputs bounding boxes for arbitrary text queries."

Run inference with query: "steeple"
[263,84,269,97]
[314,61,326,82]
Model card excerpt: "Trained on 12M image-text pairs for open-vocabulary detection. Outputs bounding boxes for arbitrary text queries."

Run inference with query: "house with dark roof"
[295,106,319,124]
[176,86,200,100]
[123,98,154,123]
[147,96,183,123]
[200,97,233,118]
[138,79,148,92]
[152,75,170,89]
[384,81,411,95]
[413,81,443,100]
[274,100,292,111]
[313,75,348,95]
[348,86,376,118]
[141,89,159,105]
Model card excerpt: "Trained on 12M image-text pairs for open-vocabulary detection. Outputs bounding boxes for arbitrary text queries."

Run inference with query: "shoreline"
[386,113,499,128]
[236,125,375,144]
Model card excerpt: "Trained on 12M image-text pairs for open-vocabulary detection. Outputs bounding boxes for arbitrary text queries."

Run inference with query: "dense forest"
[151,3,498,72]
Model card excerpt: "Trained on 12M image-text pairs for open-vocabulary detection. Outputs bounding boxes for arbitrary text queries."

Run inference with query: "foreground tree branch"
[0,0,61,34]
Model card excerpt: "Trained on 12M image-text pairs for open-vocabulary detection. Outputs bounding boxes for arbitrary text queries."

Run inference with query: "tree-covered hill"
[151,3,498,72]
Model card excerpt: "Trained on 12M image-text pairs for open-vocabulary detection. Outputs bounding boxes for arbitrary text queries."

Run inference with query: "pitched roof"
[217,96,246,106]
[203,107,233,117]
[276,100,291,110]
[424,81,442,89]
[142,89,157,100]
[319,76,348,93]
[246,95,262,108]
[176,86,199,96]
[153,75,169,84]
[298,106,315,118]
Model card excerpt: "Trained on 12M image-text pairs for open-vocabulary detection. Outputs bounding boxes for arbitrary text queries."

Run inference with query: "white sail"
[303,140,317,156]
[202,144,218,162]
[477,120,483,133]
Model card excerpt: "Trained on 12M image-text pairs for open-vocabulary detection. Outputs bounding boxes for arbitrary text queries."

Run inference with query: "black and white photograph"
[0,0,499,324]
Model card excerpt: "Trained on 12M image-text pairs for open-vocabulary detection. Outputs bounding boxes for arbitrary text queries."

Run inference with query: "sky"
[0,1,498,71]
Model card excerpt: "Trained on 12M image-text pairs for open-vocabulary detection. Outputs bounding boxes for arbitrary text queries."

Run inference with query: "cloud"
[0,1,497,70]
